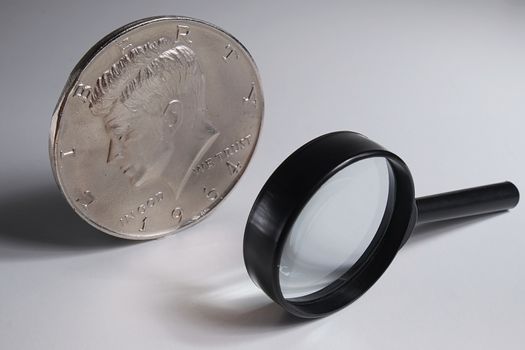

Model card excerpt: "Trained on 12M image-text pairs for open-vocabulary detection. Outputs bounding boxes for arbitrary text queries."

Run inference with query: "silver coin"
[50,16,264,239]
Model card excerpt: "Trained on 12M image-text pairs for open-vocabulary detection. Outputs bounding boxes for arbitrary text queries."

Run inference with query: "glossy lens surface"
[279,157,392,299]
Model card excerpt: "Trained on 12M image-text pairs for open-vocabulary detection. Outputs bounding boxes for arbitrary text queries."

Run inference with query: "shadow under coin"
[0,184,135,260]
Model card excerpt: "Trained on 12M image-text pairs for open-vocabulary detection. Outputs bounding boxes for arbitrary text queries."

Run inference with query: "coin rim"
[50,16,264,240]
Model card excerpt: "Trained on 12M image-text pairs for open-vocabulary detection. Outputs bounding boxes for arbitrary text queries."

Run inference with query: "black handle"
[415,181,519,225]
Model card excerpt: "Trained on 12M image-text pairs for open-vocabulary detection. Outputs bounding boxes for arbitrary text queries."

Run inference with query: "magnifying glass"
[243,131,519,318]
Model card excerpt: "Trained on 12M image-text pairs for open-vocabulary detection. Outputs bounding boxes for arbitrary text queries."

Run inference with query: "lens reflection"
[279,157,392,299]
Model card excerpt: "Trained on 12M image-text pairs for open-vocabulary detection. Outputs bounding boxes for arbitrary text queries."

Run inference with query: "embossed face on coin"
[91,39,217,193]
[50,17,263,239]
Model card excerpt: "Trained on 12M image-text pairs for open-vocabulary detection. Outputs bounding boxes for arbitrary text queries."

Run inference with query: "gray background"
[1,0,524,349]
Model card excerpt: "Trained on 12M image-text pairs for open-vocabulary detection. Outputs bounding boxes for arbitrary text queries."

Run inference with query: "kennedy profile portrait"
[89,38,219,198]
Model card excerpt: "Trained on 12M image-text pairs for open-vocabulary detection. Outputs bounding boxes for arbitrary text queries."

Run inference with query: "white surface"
[1,1,524,349]
[280,157,391,298]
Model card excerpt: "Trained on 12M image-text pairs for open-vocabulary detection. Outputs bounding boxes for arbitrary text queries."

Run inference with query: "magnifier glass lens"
[279,157,393,299]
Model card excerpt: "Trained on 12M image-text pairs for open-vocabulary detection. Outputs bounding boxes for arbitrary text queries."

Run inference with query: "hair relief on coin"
[50,16,264,239]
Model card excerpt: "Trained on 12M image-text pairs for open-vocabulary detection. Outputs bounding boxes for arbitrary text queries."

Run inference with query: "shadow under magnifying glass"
[171,213,510,340]
[158,270,314,345]
[162,214,508,339]
[406,211,505,247]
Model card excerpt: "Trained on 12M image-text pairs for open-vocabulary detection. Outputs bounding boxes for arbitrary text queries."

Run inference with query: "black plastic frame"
[243,131,417,318]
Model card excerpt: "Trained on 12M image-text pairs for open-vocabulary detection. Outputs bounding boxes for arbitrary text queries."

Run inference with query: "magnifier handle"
[415,181,519,225]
